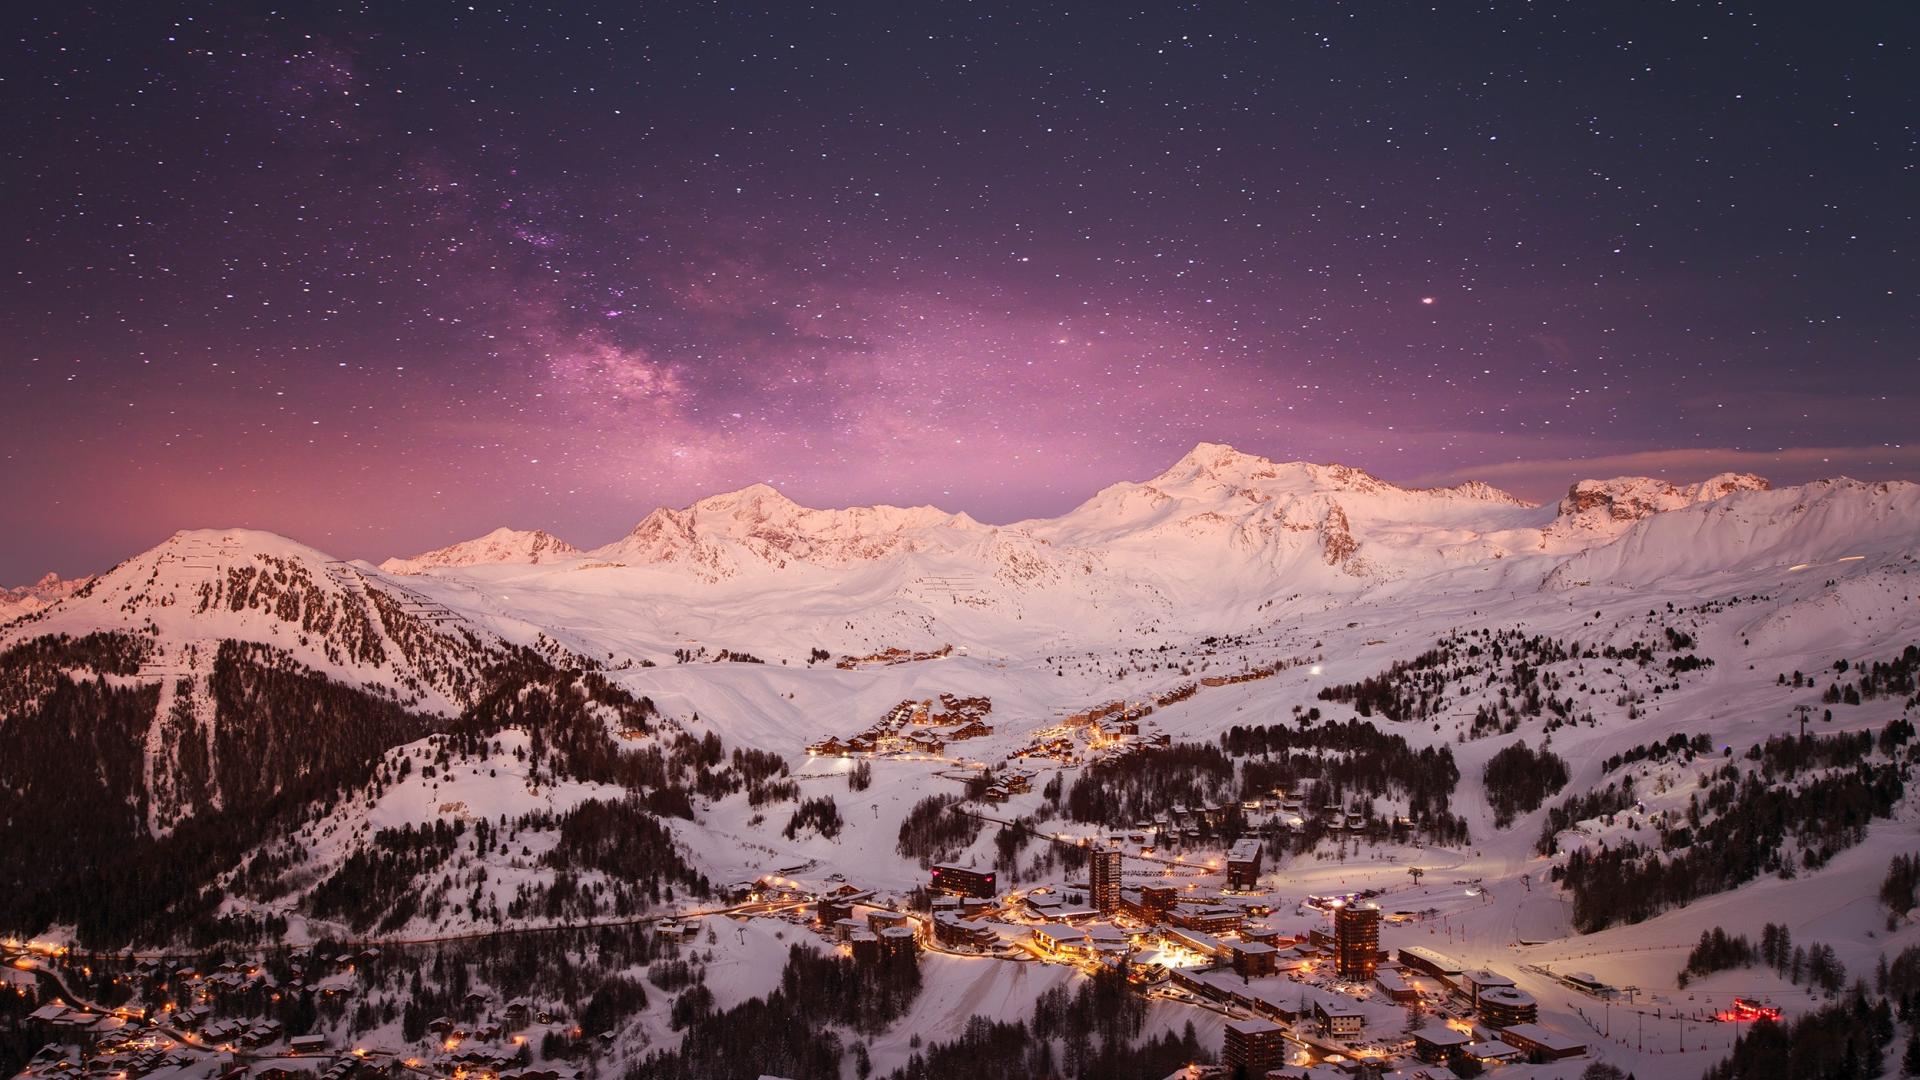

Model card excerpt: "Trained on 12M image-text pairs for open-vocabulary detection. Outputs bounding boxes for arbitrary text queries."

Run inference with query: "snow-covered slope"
[1545,477,1920,589]
[335,444,1920,665]
[10,444,1920,1080]
[6,528,499,712]
[379,526,582,574]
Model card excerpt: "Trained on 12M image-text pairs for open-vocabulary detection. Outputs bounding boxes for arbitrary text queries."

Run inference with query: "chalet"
[1497,1022,1586,1061]
[251,1066,322,1080]
[867,910,911,933]
[1398,946,1465,990]
[1465,1040,1522,1064]
[1170,904,1244,933]
[1311,999,1363,1037]
[1021,891,1064,916]
[1461,969,1516,1006]
[932,912,996,949]
[1375,967,1417,1003]
[929,864,997,899]
[1412,1025,1472,1065]
[239,1021,284,1048]
[1241,924,1285,945]
[1163,927,1227,960]
[876,926,917,960]
[1225,838,1263,891]
[1228,940,1280,978]
[502,1069,582,1080]
[1030,922,1081,957]
[28,1004,77,1025]
[1564,970,1616,997]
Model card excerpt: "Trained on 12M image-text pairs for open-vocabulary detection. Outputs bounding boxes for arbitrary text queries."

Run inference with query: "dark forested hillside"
[210,641,436,808]
[0,634,159,938]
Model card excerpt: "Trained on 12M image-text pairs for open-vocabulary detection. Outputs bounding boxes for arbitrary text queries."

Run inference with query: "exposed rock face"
[1546,473,1770,545]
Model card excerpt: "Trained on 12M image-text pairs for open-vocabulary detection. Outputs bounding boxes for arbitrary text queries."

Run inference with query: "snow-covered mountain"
[270,442,1910,658]
[20,446,1916,665]
[380,526,582,573]
[1024,442,1544,587]
[1545,477,1920,589]
[8,450,1919,840]
[8,442,1920,1080]
[10,528,509,714]
[1541,471,1771,547]
[0,571,90,625]
[589,482,987,580]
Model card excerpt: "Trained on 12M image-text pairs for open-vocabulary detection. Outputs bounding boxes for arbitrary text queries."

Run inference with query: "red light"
[1714,998,1781,1023]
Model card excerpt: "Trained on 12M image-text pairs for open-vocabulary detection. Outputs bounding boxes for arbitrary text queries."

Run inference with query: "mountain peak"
[380,527,582,574]
[1546,472,1773,546]
[690,482,800,517]
[1690,472,1771,502]
[1158,441,1270,476]
[1145,444,1400,499]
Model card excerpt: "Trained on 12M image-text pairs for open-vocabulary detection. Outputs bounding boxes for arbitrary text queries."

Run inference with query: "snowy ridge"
[379,527,582,574]
[1543,471,1772,547]
[590,483,988,581]
[3,528,502,714]
[0,571,91,626]
[1544,477,1920,589]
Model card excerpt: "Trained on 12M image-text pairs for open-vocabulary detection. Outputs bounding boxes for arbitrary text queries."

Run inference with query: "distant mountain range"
[5,442,1914,702]
[4,439,1919,994]
[366,441,1895,595]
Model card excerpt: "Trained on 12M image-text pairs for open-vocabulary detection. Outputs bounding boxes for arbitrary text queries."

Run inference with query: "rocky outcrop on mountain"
[1544,473,1770,546]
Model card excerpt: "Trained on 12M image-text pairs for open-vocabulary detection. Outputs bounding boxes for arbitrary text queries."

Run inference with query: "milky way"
[2,3,1915,578]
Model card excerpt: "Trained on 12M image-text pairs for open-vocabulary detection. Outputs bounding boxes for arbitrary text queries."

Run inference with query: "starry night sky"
[3,2,1915,579]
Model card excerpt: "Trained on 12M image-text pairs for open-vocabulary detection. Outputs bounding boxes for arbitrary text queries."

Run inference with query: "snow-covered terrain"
[7,442,1920,1079]
[0,570,90,625]
[379,527,583,574]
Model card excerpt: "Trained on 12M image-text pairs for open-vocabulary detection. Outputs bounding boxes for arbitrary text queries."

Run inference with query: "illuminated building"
[930,864,996,899]
[1332,901,1380,980]
[1089,846,1123,913]
[1225,838,1262,890]
[1223,1017,1285,1076]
